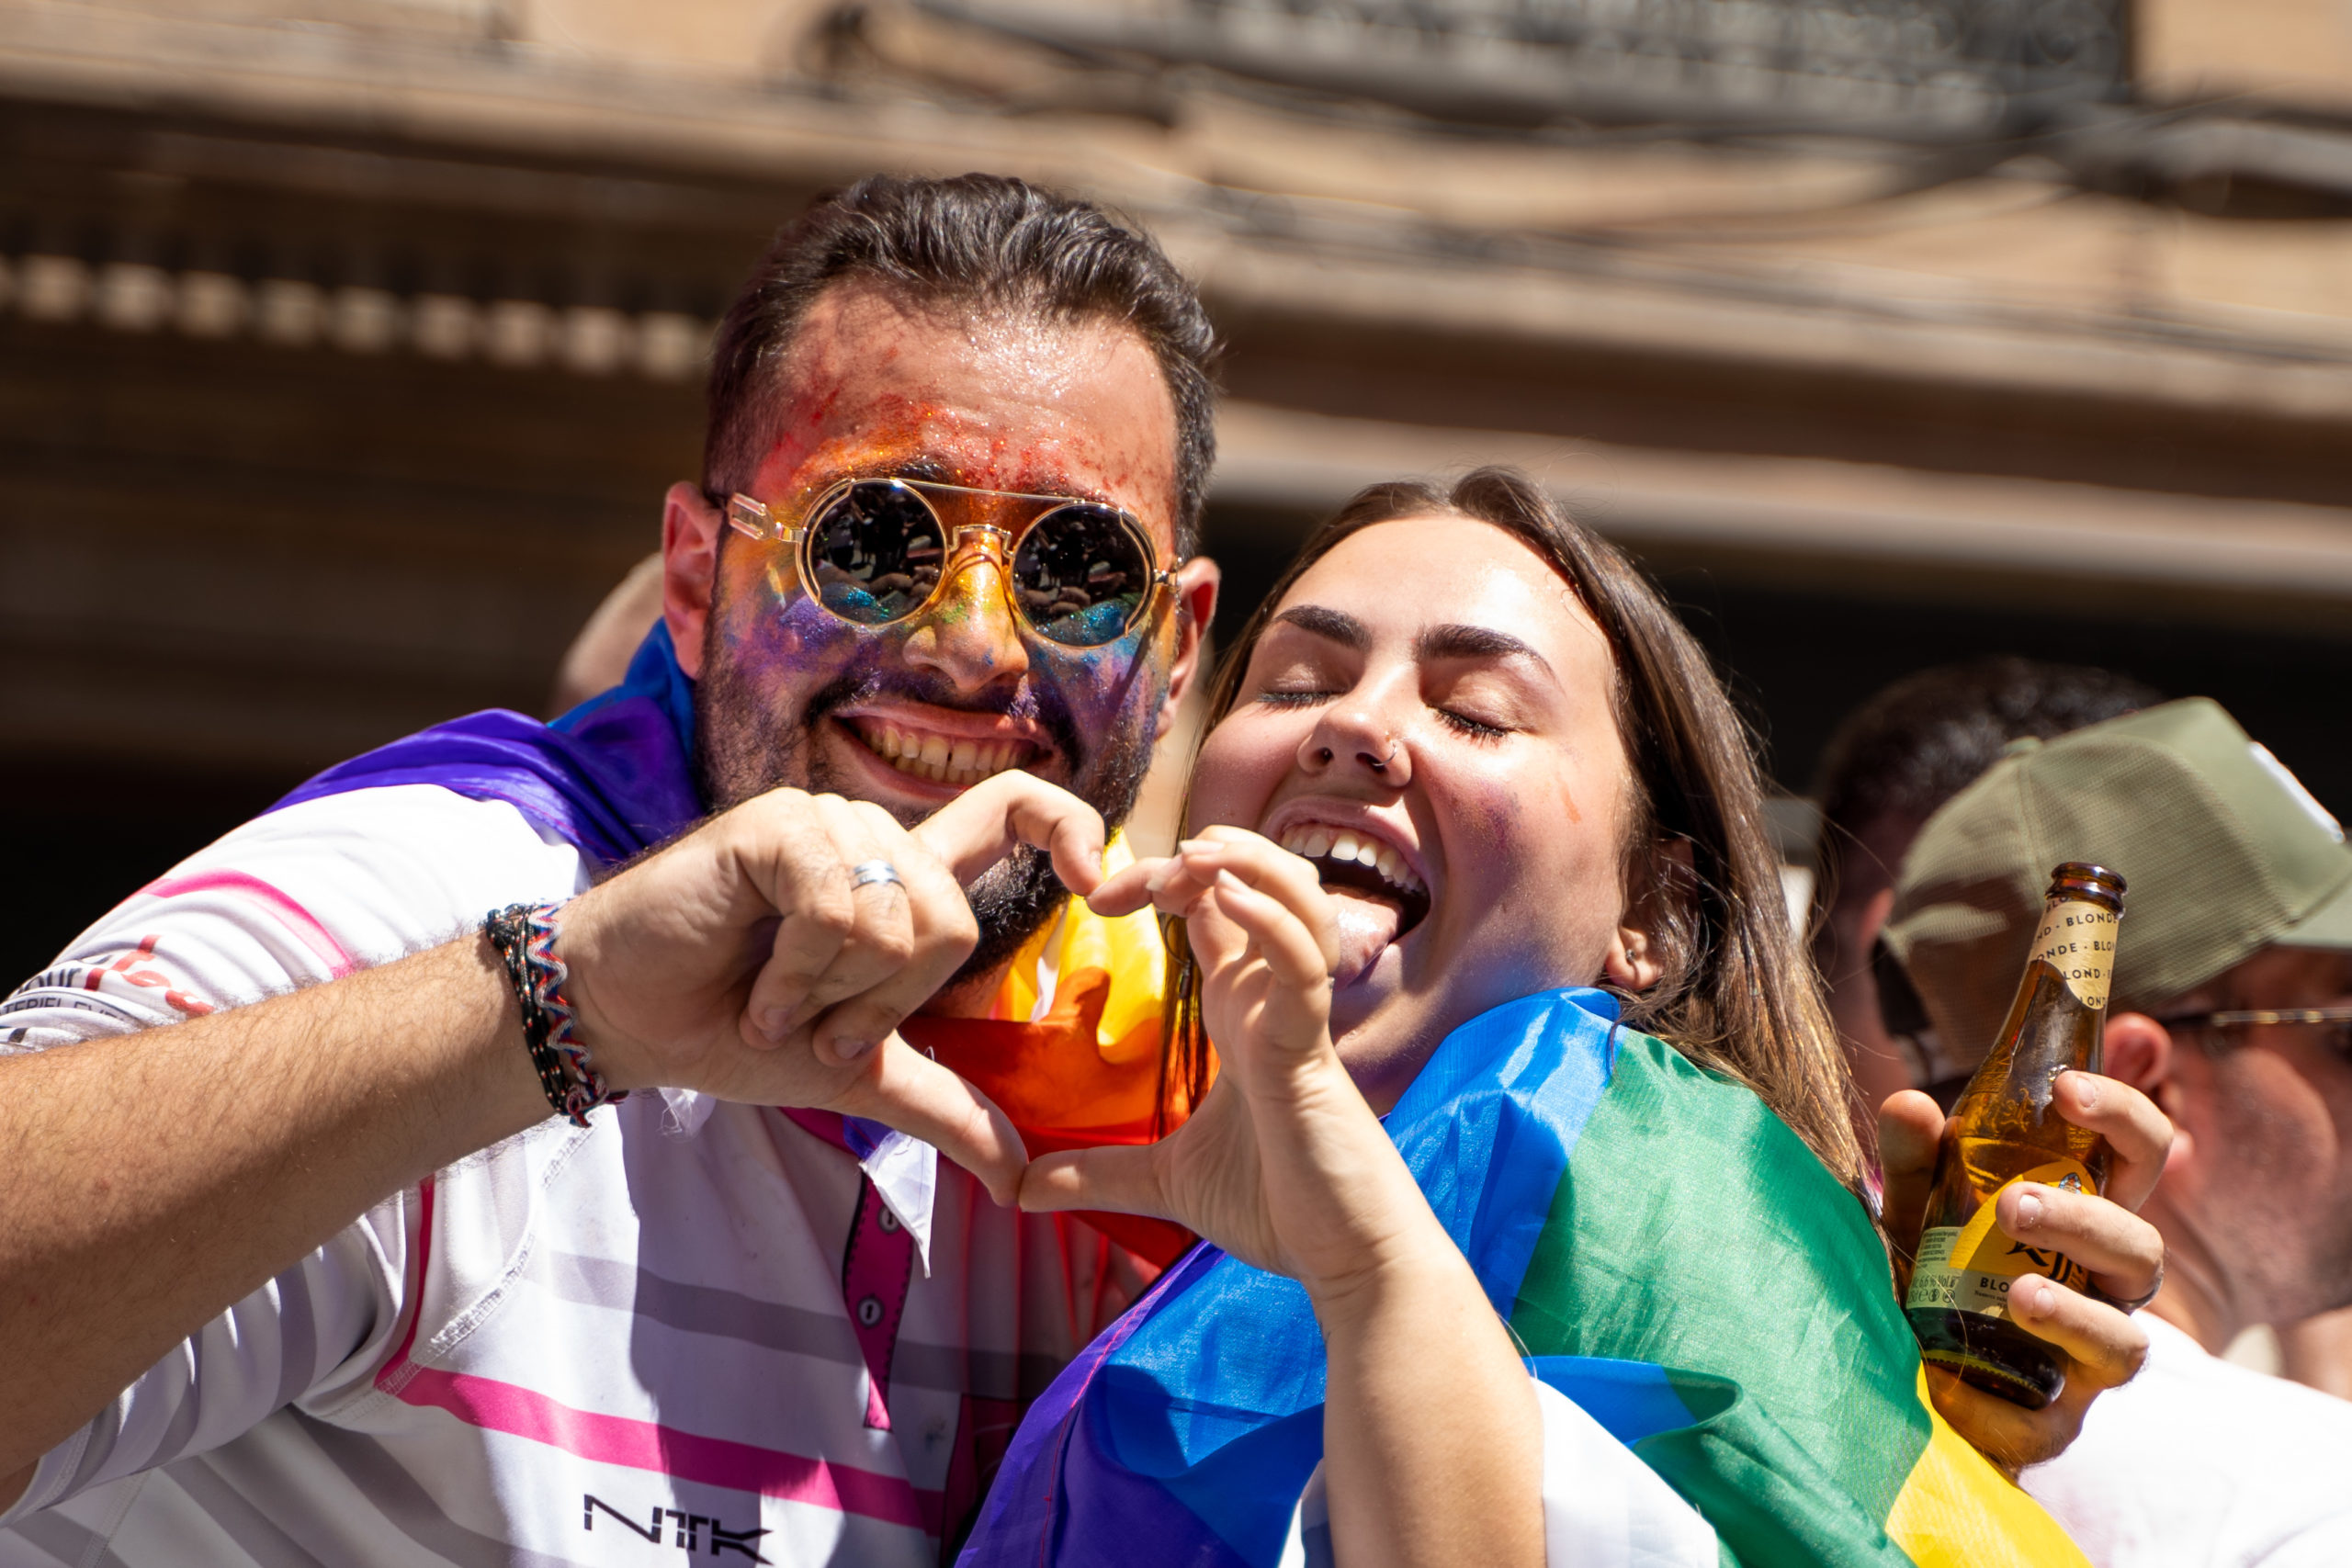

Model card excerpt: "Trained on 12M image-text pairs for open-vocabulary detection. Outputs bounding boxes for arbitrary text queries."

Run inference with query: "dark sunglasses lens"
[806,481,943,625]
[1012,506,1150,647]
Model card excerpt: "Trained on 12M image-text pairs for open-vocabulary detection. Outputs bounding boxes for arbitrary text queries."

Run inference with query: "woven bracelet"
[484,902,624,1126]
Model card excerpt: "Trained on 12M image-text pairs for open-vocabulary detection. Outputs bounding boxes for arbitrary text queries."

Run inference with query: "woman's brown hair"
[1161,467,1867,1190]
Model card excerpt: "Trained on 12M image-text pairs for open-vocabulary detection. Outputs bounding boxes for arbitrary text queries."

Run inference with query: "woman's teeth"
[854,720,1036,787]
[1276,824,1425,898]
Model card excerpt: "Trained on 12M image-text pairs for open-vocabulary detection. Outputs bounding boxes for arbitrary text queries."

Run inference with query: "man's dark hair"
[704,173,1219,554]
[1814,657,2163,852]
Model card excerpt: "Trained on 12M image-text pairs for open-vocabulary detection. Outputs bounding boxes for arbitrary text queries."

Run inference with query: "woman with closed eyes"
[955,468,2170,1568]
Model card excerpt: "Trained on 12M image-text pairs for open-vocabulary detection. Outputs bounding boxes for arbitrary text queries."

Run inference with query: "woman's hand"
[1880,1075,2171,1473]
[1021,828,1439,1299]
[1023,828,1544,1568]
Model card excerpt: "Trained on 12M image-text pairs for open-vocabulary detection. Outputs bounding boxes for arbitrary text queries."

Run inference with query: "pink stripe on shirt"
[375,1179,940,1532]
[393,1366,943,1532]
[138,871,356,978]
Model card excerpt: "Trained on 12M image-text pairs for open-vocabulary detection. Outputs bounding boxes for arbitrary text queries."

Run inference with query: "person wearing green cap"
[1888,695,2352,1567]
[1809,655,2158,1111]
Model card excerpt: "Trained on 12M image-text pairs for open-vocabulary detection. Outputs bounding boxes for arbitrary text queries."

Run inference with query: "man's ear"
[2102,1011,2175,1100]
[662,481,723,680]
[2103,1010,2195,1175]
[1154,557,1221,741]
[1601,837,1693,994]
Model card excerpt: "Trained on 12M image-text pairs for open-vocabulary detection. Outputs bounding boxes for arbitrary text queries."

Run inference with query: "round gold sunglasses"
[725,475,1172,649]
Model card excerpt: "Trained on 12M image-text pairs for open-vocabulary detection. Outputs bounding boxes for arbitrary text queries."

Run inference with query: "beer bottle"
[1903,862,2125,1408]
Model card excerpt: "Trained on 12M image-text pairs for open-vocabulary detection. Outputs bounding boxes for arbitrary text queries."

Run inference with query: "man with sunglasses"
[0,175,1220,1565]
[1888,697,2352,1567]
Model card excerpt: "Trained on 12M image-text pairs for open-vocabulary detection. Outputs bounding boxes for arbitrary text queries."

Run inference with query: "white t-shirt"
[2024,1314,2352,1566]
[0,785,1152,1567]
[1280,1381,1717,1568]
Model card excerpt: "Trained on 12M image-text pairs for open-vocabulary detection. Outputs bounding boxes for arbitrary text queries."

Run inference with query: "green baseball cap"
[1885,697,2352,1068]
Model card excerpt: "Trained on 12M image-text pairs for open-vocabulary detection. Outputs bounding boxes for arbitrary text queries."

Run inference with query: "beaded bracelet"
[484,902,624,1126]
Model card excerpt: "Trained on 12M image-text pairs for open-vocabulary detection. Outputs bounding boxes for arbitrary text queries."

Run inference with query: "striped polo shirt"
[0,784,1153,1567]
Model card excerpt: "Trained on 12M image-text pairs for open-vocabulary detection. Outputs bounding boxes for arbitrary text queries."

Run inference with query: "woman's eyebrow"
[1417,624,1554,675]
[1272,604,1369,649]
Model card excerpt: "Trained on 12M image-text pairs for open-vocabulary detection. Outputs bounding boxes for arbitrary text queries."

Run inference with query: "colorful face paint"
[687,286,1185,983]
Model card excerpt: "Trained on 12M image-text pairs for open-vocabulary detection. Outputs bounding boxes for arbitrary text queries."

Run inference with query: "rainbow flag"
[958,989,2085,1568]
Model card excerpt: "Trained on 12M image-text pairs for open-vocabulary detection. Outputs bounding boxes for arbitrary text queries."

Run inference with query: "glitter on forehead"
[747,288,1182,546]
[760,427,1152,528]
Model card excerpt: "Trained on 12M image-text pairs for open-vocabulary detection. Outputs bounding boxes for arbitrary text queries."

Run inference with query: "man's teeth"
[1276,824,1426,897]
[855,721,1035,787]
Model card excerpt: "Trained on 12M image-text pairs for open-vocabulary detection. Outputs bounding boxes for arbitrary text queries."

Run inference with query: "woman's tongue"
[1326,885,1405,985]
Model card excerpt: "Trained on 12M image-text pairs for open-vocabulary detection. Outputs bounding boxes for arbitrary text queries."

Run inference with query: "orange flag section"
[899,837,1212,1267]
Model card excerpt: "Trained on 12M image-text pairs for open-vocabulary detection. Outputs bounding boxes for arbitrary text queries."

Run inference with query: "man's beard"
[694,634,1158,991]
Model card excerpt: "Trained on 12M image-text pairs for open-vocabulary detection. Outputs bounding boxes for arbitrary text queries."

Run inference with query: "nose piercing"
[1367,740,1398,773]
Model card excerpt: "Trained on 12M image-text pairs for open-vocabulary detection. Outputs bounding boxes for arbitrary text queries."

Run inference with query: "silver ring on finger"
[849,859,905,894]
[2092,1260,2165,1314]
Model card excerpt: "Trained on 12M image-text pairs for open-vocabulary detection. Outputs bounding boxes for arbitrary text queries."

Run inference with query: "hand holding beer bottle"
[1902,863,2157,1413]
[1881,1072,2168,1472]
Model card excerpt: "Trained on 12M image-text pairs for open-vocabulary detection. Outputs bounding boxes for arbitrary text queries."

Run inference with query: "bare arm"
[0,773,1102,1514]
[1315,1232,1544,1566]
[0,937,541,1502]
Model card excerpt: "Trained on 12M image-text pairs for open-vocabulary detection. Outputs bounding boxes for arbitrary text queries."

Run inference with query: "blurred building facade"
[6,0,2352,973]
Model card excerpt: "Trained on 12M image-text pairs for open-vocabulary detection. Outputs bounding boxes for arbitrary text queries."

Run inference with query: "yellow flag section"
[1886,1370,2090,1568]
[989,832,1170,1062]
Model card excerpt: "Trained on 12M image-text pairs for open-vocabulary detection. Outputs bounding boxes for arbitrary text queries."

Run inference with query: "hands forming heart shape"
[553,780,1424,1304]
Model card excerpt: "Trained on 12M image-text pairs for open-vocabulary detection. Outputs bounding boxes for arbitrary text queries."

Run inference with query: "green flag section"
[1511,1030,2086,1568]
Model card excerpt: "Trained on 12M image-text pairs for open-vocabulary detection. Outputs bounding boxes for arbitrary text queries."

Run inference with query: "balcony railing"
[926,0,2132,136]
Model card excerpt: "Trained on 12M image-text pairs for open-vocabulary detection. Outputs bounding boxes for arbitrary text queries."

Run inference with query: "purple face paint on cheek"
[714,549,864,684]
[1039,622,1155,740]
[708,514,1170,801]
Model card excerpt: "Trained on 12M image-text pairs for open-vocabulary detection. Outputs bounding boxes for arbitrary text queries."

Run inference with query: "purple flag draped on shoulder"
[267,623,703,866]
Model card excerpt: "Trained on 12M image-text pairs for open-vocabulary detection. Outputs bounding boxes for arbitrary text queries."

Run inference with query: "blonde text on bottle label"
[2032,897,2118,1010]
[1905,1158,2098,1320]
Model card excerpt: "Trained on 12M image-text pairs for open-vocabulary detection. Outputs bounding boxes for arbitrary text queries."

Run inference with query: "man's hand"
[1881,1074,2170,1472]
[558,771,1108,1203]
[0,762,1102,1494]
